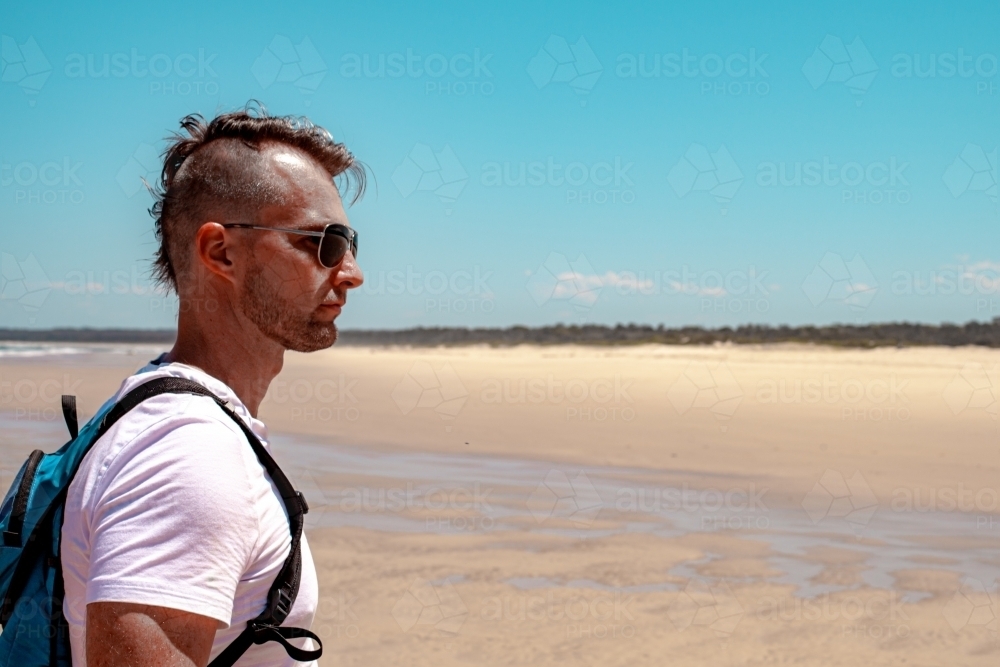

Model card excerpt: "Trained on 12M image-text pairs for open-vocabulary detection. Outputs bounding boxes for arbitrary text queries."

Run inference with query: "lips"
[318,302,343,316]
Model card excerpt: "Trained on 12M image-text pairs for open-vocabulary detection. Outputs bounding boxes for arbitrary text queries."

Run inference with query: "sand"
[1,343,998,665]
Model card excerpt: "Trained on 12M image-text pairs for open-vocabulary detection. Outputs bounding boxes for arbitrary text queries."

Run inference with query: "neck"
[165,293,284,417]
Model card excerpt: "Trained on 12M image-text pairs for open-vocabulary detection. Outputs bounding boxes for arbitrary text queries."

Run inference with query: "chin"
[280,322,338,353]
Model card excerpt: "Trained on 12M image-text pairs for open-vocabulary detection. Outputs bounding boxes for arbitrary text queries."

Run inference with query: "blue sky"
[1,0,998,330]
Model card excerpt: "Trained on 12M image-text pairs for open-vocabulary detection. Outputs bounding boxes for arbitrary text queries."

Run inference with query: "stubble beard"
[239,264,338,353]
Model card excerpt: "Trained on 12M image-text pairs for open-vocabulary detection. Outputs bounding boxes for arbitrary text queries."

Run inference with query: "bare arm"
[87,602,218,667]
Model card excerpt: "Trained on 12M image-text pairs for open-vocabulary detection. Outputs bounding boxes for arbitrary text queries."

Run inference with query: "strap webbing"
[97,377,319,665]
[61,395,78,440]
[209,624,322,665]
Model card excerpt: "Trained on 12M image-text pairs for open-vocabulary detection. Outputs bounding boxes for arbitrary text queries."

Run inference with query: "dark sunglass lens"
[319,234,350,268]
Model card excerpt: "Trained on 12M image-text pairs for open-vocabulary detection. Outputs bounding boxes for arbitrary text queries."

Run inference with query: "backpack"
[0,376,322,666]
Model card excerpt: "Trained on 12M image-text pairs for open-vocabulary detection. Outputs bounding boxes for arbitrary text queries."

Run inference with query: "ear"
[193,222,236,283]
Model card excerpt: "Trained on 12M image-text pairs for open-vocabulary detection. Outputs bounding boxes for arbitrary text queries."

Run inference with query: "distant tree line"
[5,320,1000,348]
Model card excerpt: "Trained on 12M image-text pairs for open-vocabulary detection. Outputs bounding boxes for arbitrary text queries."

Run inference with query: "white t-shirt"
[61,357,318,666]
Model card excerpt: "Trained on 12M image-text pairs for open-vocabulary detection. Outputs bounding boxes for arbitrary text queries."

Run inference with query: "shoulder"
[68,392,263,535]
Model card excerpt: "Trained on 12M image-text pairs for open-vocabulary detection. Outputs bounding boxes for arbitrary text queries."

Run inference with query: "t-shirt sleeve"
[84,417,260,627]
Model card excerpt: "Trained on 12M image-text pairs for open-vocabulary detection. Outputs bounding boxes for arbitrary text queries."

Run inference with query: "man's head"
[151,105,365,352]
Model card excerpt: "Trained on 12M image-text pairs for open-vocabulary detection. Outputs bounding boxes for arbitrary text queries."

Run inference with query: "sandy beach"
[2,343,998,665]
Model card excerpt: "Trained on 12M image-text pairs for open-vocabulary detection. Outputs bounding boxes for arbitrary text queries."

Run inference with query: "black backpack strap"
[61,394,79,440]
[99,377,321,665]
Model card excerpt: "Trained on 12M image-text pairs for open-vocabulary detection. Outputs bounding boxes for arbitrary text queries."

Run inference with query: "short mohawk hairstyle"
[149,102,365,292]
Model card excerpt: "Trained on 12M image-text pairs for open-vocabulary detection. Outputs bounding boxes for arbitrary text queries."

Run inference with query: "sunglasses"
[222,223,358,268]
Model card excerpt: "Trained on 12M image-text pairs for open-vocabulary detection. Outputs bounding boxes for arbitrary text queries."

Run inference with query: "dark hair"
[150,102,365,292]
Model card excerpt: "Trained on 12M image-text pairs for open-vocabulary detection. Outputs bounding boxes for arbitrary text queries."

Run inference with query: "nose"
[333,250,363,289]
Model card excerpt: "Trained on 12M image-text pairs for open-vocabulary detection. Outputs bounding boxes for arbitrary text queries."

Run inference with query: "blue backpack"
[0,376,321,666]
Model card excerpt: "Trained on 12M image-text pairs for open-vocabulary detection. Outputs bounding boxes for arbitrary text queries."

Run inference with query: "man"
[60,106,364,666]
